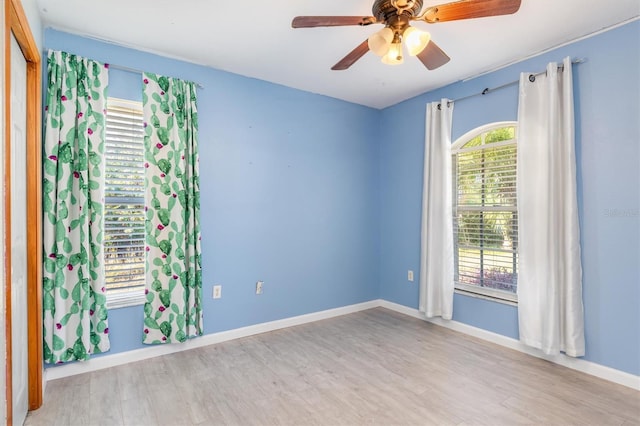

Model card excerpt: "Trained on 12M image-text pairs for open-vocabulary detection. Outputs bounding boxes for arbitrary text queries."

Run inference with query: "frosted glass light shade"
[381,42,403,65]
[404,26,431,56]
[368,27,394,57]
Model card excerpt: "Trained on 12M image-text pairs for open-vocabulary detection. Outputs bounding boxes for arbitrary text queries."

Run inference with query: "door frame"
[4,0,42,421]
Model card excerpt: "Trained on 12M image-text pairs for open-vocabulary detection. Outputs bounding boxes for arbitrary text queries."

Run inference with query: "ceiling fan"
[292,0,522,71]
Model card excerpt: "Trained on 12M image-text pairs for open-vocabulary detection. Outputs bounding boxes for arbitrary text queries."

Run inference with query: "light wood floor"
[26,308,639,426]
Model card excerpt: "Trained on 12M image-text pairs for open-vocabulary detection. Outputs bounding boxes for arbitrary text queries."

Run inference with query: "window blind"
[104,98,146,307]
[453,129,518,299]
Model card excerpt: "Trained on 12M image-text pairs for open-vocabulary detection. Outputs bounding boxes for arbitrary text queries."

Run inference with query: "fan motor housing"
[372,0,424,22]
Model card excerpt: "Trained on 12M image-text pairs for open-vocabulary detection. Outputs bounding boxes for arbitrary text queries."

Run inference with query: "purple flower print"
[67,264,73,271]
[77,112,83,119]
[159,306,166,312]
[172,275,179,280]
[144,328,149,334]
[49,155,57,161]
[157,224,164,230]
[104,328,109,334]
[104,63,110,68]
[143,78,149,84]
[145,162,150,168]
[89,309,94,316]
[156,143,163,149]
[160,173,166,178]
[73,171,80,178]
[61,95,67,101]
[162,336,167,341]
[56,323,62,330]
[87,128,94,135]
[172,193,177,198]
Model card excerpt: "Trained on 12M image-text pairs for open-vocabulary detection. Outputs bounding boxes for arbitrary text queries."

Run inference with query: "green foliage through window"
[453,124,518,297]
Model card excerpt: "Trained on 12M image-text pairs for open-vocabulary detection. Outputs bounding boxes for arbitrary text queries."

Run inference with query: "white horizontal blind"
[453,125,518,300]
[104,98,146,307]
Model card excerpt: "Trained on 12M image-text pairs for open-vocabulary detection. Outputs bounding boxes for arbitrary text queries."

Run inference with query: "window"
[104,98,146,308]
[452,122,518,303]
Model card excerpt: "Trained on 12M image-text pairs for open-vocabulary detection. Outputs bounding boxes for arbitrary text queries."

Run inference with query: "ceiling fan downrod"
[390,0,418,15]
[372,0,424,21]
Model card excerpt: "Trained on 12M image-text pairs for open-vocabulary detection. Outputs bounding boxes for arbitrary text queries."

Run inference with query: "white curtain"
[419,100,455,319]
[517,57,585,357]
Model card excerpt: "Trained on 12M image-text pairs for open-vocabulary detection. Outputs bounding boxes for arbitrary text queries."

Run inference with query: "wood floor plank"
[25,308,640,425]
[88,369,124,426]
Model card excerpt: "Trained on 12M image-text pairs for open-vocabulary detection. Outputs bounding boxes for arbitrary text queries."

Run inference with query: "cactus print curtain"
[42,50,110,363]
[142,73,202,344]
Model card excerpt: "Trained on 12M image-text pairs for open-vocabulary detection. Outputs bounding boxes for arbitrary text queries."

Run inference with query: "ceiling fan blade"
[419,0,521,23]
[292,16,377,28]
[416,40,451,70]
[332,40,370,71]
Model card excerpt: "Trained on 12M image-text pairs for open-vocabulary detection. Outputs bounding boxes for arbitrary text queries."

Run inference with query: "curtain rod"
[439,58,585,108]
[107,63,205,89]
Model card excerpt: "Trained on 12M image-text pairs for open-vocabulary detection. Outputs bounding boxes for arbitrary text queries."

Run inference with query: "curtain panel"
[419,100,455,319]
[516,57,585,357]
[142,73,203,344]
[42,50,110,363]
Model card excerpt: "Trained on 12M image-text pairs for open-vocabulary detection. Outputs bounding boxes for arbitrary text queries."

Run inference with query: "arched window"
[452,122,518,303]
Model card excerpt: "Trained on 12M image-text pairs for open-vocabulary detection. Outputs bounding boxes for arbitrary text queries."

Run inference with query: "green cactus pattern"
[42,50,110,364]
[142,73,202,344]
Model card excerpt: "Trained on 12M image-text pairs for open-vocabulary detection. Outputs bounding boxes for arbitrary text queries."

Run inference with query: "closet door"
[9,32,29,426]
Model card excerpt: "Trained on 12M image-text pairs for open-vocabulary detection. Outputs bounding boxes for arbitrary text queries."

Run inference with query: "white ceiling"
[36,0,639,109]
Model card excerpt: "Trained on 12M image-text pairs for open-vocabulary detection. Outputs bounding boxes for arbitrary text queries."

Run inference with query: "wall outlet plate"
[408,270,414,282]
[213,285,222,299]
[256,281,263,295]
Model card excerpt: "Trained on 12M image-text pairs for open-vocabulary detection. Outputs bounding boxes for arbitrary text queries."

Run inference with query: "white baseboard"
[45,300,380,381]
[378,300,640,391]
[45,298,640,392]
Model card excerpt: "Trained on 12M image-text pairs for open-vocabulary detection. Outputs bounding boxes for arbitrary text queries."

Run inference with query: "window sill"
[454,286,518,307]
[106,290,146,310]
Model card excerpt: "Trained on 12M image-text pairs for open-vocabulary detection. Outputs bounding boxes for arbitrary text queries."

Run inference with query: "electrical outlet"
[408,270,414,282]
[256,281,264,295]
[213,285,222,299]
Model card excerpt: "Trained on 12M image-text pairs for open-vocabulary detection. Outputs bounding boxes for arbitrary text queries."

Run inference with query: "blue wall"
[379,21,640,376]
[45,21,639,377]
[45,29,382,356]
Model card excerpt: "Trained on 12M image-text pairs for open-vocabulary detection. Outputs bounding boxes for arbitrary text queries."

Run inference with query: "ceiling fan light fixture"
[403,26,431,56]
[368,27,394,56]
[293,0,522,71]
[381,41,404,65]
